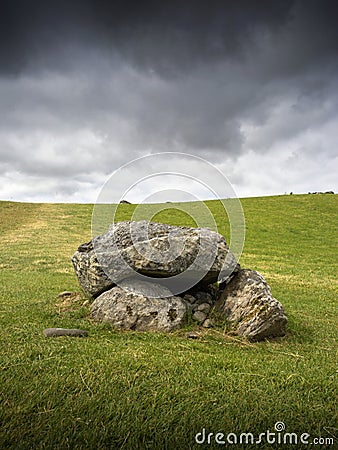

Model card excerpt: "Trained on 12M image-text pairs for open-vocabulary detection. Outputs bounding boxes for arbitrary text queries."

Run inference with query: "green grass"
[0,195,337,449]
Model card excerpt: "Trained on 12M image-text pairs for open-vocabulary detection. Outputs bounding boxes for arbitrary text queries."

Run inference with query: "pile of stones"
[72,221,287,341]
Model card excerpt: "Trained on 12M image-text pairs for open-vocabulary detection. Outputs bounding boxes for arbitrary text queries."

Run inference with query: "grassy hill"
[0,194,337,449]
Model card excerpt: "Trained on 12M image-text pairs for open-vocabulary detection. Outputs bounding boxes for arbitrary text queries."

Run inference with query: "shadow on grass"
[284,315,315,345]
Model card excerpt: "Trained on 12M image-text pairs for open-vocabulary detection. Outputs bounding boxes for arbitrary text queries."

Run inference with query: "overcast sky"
[0,0,337,203]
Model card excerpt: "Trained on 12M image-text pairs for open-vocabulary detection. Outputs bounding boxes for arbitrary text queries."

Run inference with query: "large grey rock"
[90,279,188,332]
[72,221,239,298]
[214,269,287,341]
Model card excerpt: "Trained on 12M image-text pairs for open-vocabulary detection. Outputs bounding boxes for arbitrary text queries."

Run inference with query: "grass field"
[0,194,337,449]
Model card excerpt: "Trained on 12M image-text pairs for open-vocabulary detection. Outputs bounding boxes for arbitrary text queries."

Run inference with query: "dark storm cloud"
[1,0,338,77]
[0,0,308,75]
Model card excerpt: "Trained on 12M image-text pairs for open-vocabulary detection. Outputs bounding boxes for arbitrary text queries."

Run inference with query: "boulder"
[72,221,239,298]
[90,278,188,332]
[214,269,287,341]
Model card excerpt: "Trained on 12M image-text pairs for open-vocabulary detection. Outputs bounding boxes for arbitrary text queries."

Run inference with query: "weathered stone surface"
[43,328,88,337]
[72,221,239,298]
[90,279,188,332]
[118,278,176,298]
[71,241,113,298]
[214,269,287,341]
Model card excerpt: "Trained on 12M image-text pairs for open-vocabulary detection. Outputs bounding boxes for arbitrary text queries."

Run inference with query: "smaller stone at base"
[192,311,207,323]
[202,318,214,328]
[43,328,88,337]
[196,302,211,313]
[183,294,196,304]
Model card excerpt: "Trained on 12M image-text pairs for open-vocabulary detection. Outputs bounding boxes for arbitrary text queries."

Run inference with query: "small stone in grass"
[43,328,88,337]
[185,332,200,339]
[202,318,214,328]
[196,302,211,313]
[57,291,74,298]
[192,311,207,323]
